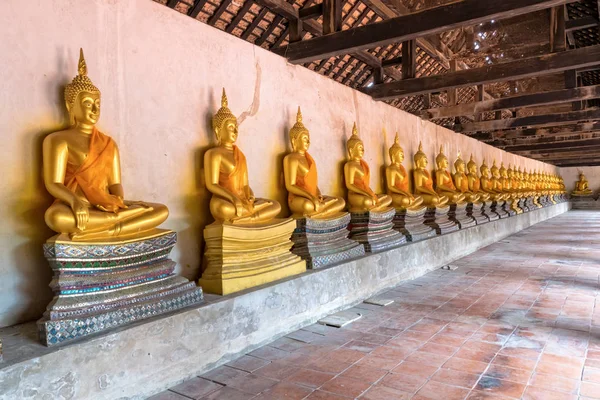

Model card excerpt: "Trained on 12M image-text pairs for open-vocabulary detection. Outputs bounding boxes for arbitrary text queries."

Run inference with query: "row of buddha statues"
[35,49,567,346]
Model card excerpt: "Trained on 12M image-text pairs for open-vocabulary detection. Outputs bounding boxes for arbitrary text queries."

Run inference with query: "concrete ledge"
[0,202,570,400]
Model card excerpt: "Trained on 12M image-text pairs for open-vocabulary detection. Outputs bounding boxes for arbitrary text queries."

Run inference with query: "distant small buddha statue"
[490,160,506,196]
[413,142,448,207]
[43,49,168,240]
[466,155,490,202]
[481,159,505,200]
[500,163,511,192]
[571,171,594,196]
[386,133,424,210]
[453,152,480,203]
[434,146,466,204]
[205,89,281,223]
[283,107,345,218]
[344,123,392,212]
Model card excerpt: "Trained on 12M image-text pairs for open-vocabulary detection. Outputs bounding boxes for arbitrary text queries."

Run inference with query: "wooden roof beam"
[421,85,600,120]
[284,0,573,64]
[565,16,599,32]
[366,44,600,100]
[456,108,600,133]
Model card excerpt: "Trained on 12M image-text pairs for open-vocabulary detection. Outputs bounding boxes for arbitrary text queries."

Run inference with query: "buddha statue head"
[454,152,466,174]
[435,145,449,170]
[413,142,428,169]
[213,88,238,146]
[491,160,500,179]
[508,165,514,179]
[480,159,490,178]
[289,107,310,153]
[347,123,364,160]
[500,163,508,179]
[65,49,101,127]
[389,133,405,164]
[467,154,478,176]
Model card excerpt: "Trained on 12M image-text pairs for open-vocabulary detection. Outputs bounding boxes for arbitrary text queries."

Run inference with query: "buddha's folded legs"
[210,196,281,224]
[391,194,424,210]
[420,194,448,207]
[45,202,168,240]
[289,196,345,218]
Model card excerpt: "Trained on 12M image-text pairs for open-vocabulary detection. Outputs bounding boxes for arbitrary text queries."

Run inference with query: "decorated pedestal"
[200,219,306,295]
[449,203,476,229]
[291,213,365,269]
[466,202,489,225]
[392,207,436,242]
[524,196,536,211]
[38,230,203,346]
[348,208,407,252]
[481,201,500,221]
[424,205,459,235]
[493,200,510,218]
[570,196,599,209]
[503,199,517,217]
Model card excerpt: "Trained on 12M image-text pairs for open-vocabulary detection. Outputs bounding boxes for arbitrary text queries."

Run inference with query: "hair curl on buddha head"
[212,88,238,142]
[389,133,403,161]
[467,154,477,172]
[435,145,447,166]
[64,49,100,122]
[453,151,464,170]
[289,107,309,148]
[346,123,363,156]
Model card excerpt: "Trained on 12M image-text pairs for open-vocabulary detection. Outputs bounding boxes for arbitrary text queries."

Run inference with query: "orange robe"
[456,173,469,192]
[219,145,249,200]
[354,160,376,197]
[437,170,458,191]
[469,176,481,192]
[64,128,126,212]
[421,170,434,191]
[393,165,410,192]
[289,152,318,202]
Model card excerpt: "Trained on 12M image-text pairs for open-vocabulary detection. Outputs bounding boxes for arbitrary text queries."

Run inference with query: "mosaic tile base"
[502,199,517,217]
[38,230,203,346]
[493,200,511,218]
[393,208,436,242]
[424,206,459,235]
[482,201,500,221]
[349,209,407,252]
[466,202,490,225]
[291,213,365,269]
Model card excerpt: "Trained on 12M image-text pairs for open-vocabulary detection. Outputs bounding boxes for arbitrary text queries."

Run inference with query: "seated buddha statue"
[43,49,168,241]
[466,155,490,202]
[572,171,594,196]
[283,107,345,218]
[499,163,511,193]
[452,152,480,203]
[385,134,424,210]
[490,160,506,197]
[205,89,281,224]
[434,146,466,204]
[344,123,392,212]
[413,142,448,207]
[480,159,505,200]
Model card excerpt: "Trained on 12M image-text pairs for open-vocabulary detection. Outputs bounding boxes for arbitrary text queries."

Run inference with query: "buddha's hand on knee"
[124,200,151,208]
[71,199,89,231]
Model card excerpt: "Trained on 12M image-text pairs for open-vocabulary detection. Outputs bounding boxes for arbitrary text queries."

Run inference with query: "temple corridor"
[150,210,600,400]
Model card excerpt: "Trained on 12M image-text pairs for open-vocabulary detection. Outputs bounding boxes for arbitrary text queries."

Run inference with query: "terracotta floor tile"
[430,368,481,389]
[484,364,532,385]
[147,392,190,400]
[226,355,271,372]
[304,390,348,399]
[342,340,379,353]
[199,387,255,400]
[491,354,537,371]
[308,356,353,374]
[227,374,279,395]
[319,376,372,398]
[416,380,471,400]
[475,376,526,399]
[443,357,491,375]
[368,326,404,337]
[170,377,223,399]
[529,372,579,394]
[358,332,392,345]
[466,390,513,399]
[403,350,451,368]
[391,360,440,378]
[286,368,334,388]
[253,361,299,380]
[429,334,468,347]
[355,354,400,371]
[420,342,459,357]
[254,381,314,400]
[584,367,600,383]
[201,366,249,385]
[454,347,498,364]
[379,372,428,393]
[581,381,600,399]
[522,386,578,400]
[340,365,387,384]
[497,347,541,361]
[248,346,291,361]
[535,361,583,380]
[326,348,366,364]
[359,385,412,400]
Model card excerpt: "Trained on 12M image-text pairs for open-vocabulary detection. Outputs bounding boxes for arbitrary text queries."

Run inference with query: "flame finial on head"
[64,48,100,109]
[347,122,363,155]
[212,88,238,134]
[289,106,309,145]
[389,132,403,160]
[467,153,477,171]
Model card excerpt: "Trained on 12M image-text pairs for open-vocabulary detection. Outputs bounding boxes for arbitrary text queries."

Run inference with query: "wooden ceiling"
[155,0,600,166]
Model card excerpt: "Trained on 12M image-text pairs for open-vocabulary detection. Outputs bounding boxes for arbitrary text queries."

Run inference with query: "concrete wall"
[561,166,600,192]
[0,0,559,327]
[0,202,570,400]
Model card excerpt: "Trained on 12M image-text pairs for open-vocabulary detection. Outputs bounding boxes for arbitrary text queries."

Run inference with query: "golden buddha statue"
[283,107,345,218]
[344,124,392,212]
[490,160,506,197]
[386,133,424,210]
[43,49,168,241]
[413,142,448,207]
[480,159,505,200]
[499,163,511,192]
[453,152,480,203]
[205,89,281,223]
[572,170,594,196]
[466,155,490,202]
[434,146,466,204]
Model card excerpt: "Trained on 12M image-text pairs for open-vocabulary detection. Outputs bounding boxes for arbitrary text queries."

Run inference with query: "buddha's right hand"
[234,199,245,217]
[70,199,89,231]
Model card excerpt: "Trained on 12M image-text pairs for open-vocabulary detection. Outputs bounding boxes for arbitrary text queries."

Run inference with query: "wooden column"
[401,39,416,79]
[323,0,342,35]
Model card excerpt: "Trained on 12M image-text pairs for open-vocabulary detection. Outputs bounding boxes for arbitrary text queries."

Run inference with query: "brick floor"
[148,211,600,399]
